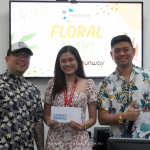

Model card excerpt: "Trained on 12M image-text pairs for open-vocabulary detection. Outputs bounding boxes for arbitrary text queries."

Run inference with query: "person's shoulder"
[77,77,86,81]
[77,77,87,86]
[25,80,41,97]
[0,71,10,81]
[133,65,150,76]
[78,77,94,85]
[24,78,39,91]
[141,67,150,73]
[100,73,114,85]
[0,72,5,78]
[25,79,36,86]
[141,67,150,78]
[86,78,95,84]
[86,79,97,91]
[133,65,145,72]
[0,71,8,77]
[47,78,54,85]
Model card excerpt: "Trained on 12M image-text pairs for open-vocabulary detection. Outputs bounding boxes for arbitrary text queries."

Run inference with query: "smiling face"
[110,41,135,69]
[5,50,30,77]
[59,51,78,76]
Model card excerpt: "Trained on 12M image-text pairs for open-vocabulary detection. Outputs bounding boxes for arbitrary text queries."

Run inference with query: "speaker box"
[93,127,110,150]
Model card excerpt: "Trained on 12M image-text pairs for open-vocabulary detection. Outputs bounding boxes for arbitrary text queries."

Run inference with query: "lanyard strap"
[64,77,78,107]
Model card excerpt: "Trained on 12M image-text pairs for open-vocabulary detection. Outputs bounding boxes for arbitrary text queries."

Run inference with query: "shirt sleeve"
[34,88,43,122]
[97,79,111,112]
[86,79,98,105]
[42,78,54,104]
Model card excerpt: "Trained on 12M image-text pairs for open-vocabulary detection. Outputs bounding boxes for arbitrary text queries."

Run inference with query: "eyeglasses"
[10,53,31,60]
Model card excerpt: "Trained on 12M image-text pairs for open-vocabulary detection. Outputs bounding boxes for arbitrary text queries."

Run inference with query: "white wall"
[1,0,150,149]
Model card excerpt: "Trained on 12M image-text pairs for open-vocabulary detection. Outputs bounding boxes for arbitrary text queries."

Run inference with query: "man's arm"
[98,109,119,125]
[34,120,44,150]
[98,101,141,125]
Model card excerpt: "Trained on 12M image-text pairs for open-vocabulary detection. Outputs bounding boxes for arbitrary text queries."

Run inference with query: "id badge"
[63,130,72,142]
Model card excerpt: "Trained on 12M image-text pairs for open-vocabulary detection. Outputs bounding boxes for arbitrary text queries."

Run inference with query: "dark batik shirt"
[0,71,43,150]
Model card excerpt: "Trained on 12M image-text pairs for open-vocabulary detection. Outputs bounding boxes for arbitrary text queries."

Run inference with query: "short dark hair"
[111,35,133,49]
[52,45,86,99]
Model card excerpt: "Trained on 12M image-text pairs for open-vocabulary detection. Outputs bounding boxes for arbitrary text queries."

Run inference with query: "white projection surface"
[10,2,143,78]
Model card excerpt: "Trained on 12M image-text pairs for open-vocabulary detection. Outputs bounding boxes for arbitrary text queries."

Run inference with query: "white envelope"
[51,106,81,123]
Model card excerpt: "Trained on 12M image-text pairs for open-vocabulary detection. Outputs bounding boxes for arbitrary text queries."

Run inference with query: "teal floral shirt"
[97,65,150,138]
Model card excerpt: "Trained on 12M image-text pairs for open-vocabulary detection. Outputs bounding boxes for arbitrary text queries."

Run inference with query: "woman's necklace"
[67,76,78,88]
[68,85,72,88]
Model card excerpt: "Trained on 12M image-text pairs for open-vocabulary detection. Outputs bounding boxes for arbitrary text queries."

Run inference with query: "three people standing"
[1,35,149,150]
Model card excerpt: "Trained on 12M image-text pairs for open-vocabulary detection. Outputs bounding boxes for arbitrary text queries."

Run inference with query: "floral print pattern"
[97,65,150,138]
[0,71,43,149]
[43,78,97,150]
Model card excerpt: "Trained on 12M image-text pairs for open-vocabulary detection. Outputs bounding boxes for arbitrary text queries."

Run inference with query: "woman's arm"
[84,104,97,129]
[43,103,58,128]
[43,103,51,124]
[69,104,97,131]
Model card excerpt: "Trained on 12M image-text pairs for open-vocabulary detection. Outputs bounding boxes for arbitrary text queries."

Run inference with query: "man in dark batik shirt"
[0,42,44,150]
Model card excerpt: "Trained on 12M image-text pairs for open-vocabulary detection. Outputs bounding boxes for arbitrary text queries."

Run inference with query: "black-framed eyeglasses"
[10,53,31,60]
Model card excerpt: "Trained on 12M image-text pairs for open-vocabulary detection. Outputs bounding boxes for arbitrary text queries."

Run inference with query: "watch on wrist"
[118,113,123,123]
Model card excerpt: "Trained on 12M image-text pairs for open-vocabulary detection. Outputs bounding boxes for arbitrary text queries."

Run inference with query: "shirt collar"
[112,65,139,81]
[5,70,26,82]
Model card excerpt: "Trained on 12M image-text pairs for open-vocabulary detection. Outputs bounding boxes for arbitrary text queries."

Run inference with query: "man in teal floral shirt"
[97,35,150,138]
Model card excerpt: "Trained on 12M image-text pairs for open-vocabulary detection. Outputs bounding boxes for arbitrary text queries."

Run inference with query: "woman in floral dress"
[43,45,97,150]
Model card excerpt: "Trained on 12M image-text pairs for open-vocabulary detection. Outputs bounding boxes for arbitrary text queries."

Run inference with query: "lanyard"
[64,77,78,107]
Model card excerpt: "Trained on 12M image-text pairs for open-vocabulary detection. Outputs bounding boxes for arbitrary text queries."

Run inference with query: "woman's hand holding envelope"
[46,119,59,129]
[69,120,86,131]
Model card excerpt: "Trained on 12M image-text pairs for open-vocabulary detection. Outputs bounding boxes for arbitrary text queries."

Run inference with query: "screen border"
[9,1,143,79]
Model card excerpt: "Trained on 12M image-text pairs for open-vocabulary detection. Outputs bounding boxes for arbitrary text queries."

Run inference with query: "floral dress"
[43,78,97,150]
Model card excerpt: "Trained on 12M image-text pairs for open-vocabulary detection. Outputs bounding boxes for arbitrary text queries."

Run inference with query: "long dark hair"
[52,45,86,99]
